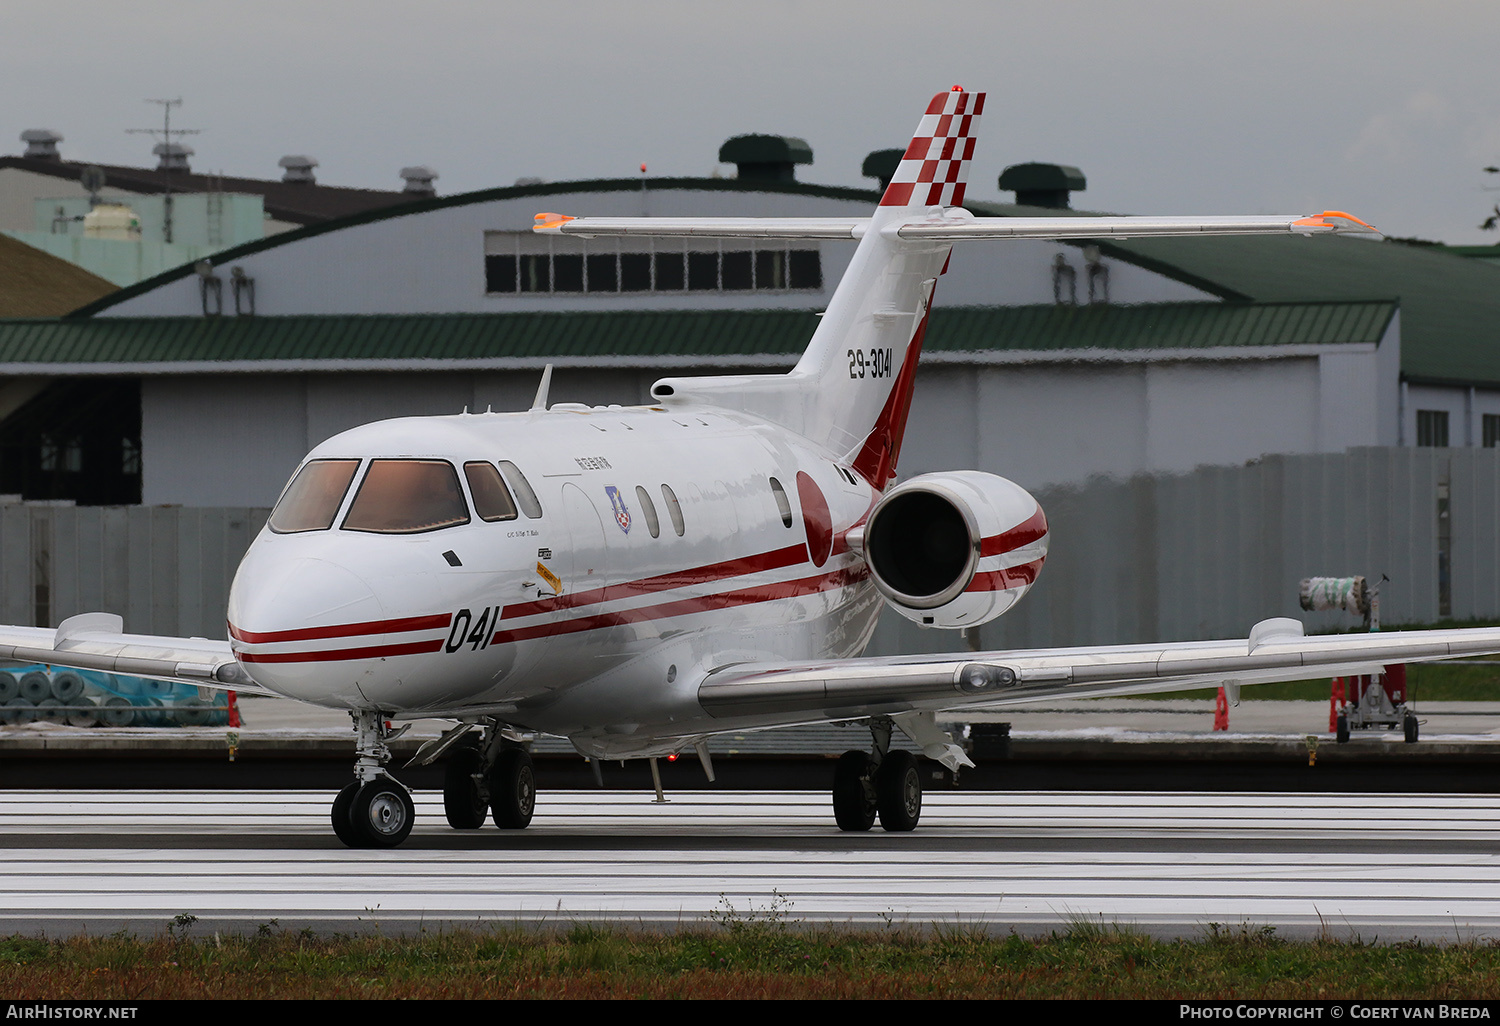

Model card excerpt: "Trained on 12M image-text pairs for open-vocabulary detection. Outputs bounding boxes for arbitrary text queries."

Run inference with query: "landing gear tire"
[444,745,489,829]
[1335,713,1350,745]
[350,778,415,848]
[489,748,536,829]
[876,750,922,832]
[1404,711,1419,744]
[331,781,364,848]
[832,750,877,832]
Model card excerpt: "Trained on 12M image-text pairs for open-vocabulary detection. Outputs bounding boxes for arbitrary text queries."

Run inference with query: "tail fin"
[545,86,1365,492]
[648,88,984,490]
[789,87,984,487]
[878,87,985,210]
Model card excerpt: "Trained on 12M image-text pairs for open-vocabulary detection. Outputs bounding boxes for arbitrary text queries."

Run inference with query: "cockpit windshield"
[269,459,360,534]
[341,459,471,534]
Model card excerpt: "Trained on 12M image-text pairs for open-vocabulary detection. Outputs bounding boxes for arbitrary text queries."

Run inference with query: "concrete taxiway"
[1,788,1499,941]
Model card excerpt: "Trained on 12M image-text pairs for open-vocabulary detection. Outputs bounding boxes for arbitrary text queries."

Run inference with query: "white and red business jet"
[2,88,1495,848]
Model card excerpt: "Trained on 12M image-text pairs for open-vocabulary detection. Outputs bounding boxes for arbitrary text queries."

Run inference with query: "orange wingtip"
[533,212,576,232]
[1293,210,1378,231]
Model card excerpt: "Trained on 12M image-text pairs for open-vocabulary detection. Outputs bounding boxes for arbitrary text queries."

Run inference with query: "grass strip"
[5,919,1500,999]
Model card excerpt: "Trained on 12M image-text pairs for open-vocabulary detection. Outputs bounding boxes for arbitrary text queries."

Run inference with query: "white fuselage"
[226,403,881,753]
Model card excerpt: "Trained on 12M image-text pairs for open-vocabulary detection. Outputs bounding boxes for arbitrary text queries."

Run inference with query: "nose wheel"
[331,710,418,849]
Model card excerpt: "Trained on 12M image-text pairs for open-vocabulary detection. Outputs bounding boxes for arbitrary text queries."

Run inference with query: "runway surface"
[3,788,1500,940]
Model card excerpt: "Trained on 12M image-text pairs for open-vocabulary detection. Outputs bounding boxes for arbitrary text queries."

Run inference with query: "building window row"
[1413,410,1500,449]
[483,233,821,296]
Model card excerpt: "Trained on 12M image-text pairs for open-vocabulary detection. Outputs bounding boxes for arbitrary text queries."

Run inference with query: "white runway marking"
[2,789,1498,939]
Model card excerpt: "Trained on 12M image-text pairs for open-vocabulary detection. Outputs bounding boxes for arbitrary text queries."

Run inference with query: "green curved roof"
[1094,234,1500,388]
[0,300,1392,370]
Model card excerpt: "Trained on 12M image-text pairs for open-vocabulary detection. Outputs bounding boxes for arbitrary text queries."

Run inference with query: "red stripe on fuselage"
[228,612,452,645]
[502,543,809,620]
[236,638,445,663]
[979,507,1048,558]
[492,564,870,646]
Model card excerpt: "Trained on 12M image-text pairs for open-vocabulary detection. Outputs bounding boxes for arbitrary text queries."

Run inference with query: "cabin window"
[269,459,360,534]
[635,485,660,538]
[464,462,519,522]
[661,483,685,537]
[342,459,471,534]
[498,461,543,518]
[769,477,793,528]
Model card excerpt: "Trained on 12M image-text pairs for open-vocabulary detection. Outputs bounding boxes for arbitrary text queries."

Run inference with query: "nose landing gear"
[332,710,416,849]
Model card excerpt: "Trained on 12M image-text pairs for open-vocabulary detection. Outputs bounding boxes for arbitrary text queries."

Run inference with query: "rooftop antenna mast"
[126,98,201,244]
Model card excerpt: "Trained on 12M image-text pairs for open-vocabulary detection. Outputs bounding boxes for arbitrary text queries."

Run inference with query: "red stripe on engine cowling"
[979,506,1048,559]
[965,557,1045,594]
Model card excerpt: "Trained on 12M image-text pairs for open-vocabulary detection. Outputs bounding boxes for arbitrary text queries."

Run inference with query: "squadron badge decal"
[604,485,631,534]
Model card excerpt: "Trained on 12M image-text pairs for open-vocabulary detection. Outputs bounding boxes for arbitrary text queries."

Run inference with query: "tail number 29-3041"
[848,348,893,380]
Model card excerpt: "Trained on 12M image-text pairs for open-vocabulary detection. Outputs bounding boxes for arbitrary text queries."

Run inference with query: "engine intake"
[854,471,1048,629]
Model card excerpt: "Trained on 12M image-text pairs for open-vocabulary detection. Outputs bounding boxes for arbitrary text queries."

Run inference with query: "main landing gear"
[330,712,537,849]
[441,731,536,831]
[833,716,923,833]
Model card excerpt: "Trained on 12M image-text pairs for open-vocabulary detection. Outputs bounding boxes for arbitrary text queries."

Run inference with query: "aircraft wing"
[0,613,271,694]
[696,618,1499,721]
[533,210,1379,241]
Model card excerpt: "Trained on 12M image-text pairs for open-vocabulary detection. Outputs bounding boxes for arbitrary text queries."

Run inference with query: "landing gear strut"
[332,711,415,848]
[832,716,923,833]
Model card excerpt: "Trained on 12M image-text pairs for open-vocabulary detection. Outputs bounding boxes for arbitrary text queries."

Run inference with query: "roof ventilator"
[718,135,812,183]
[278,155,318,184]
[154,142,193,173]
[20,129,62,161]
[999,163,1086,209]
[399,166,438,196]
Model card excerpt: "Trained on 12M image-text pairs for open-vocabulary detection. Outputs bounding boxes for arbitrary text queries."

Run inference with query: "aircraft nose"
[228,558,390,660]
[229,556,384,641]
[227,556,390,704]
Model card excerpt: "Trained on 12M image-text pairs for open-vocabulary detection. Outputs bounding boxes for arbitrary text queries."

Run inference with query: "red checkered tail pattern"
[880,88,985,209]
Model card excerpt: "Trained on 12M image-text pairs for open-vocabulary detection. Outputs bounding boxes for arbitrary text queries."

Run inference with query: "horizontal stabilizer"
[533,213,867,239]
[533,210,1379,243]
[894,209,1381,241]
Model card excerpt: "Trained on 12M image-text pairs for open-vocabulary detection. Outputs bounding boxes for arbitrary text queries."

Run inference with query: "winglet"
[1291,210,1381,236]
[533,212,576,234]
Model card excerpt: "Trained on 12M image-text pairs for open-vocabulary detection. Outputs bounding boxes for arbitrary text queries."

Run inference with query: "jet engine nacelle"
[849,471,1048,629]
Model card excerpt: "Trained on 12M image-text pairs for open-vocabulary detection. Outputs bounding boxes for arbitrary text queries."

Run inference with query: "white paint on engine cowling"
[853,471,1048,629]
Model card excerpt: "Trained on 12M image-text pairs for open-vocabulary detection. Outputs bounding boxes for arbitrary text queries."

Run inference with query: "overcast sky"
[7,1,1499,244]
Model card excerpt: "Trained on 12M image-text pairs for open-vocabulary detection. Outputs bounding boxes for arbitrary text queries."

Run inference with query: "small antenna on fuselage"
[530,364,554,411]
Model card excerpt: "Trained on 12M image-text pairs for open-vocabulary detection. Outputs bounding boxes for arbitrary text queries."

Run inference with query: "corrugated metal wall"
[0,506,267,637]
[875,446,1492,656]
[0,446,1487,649]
